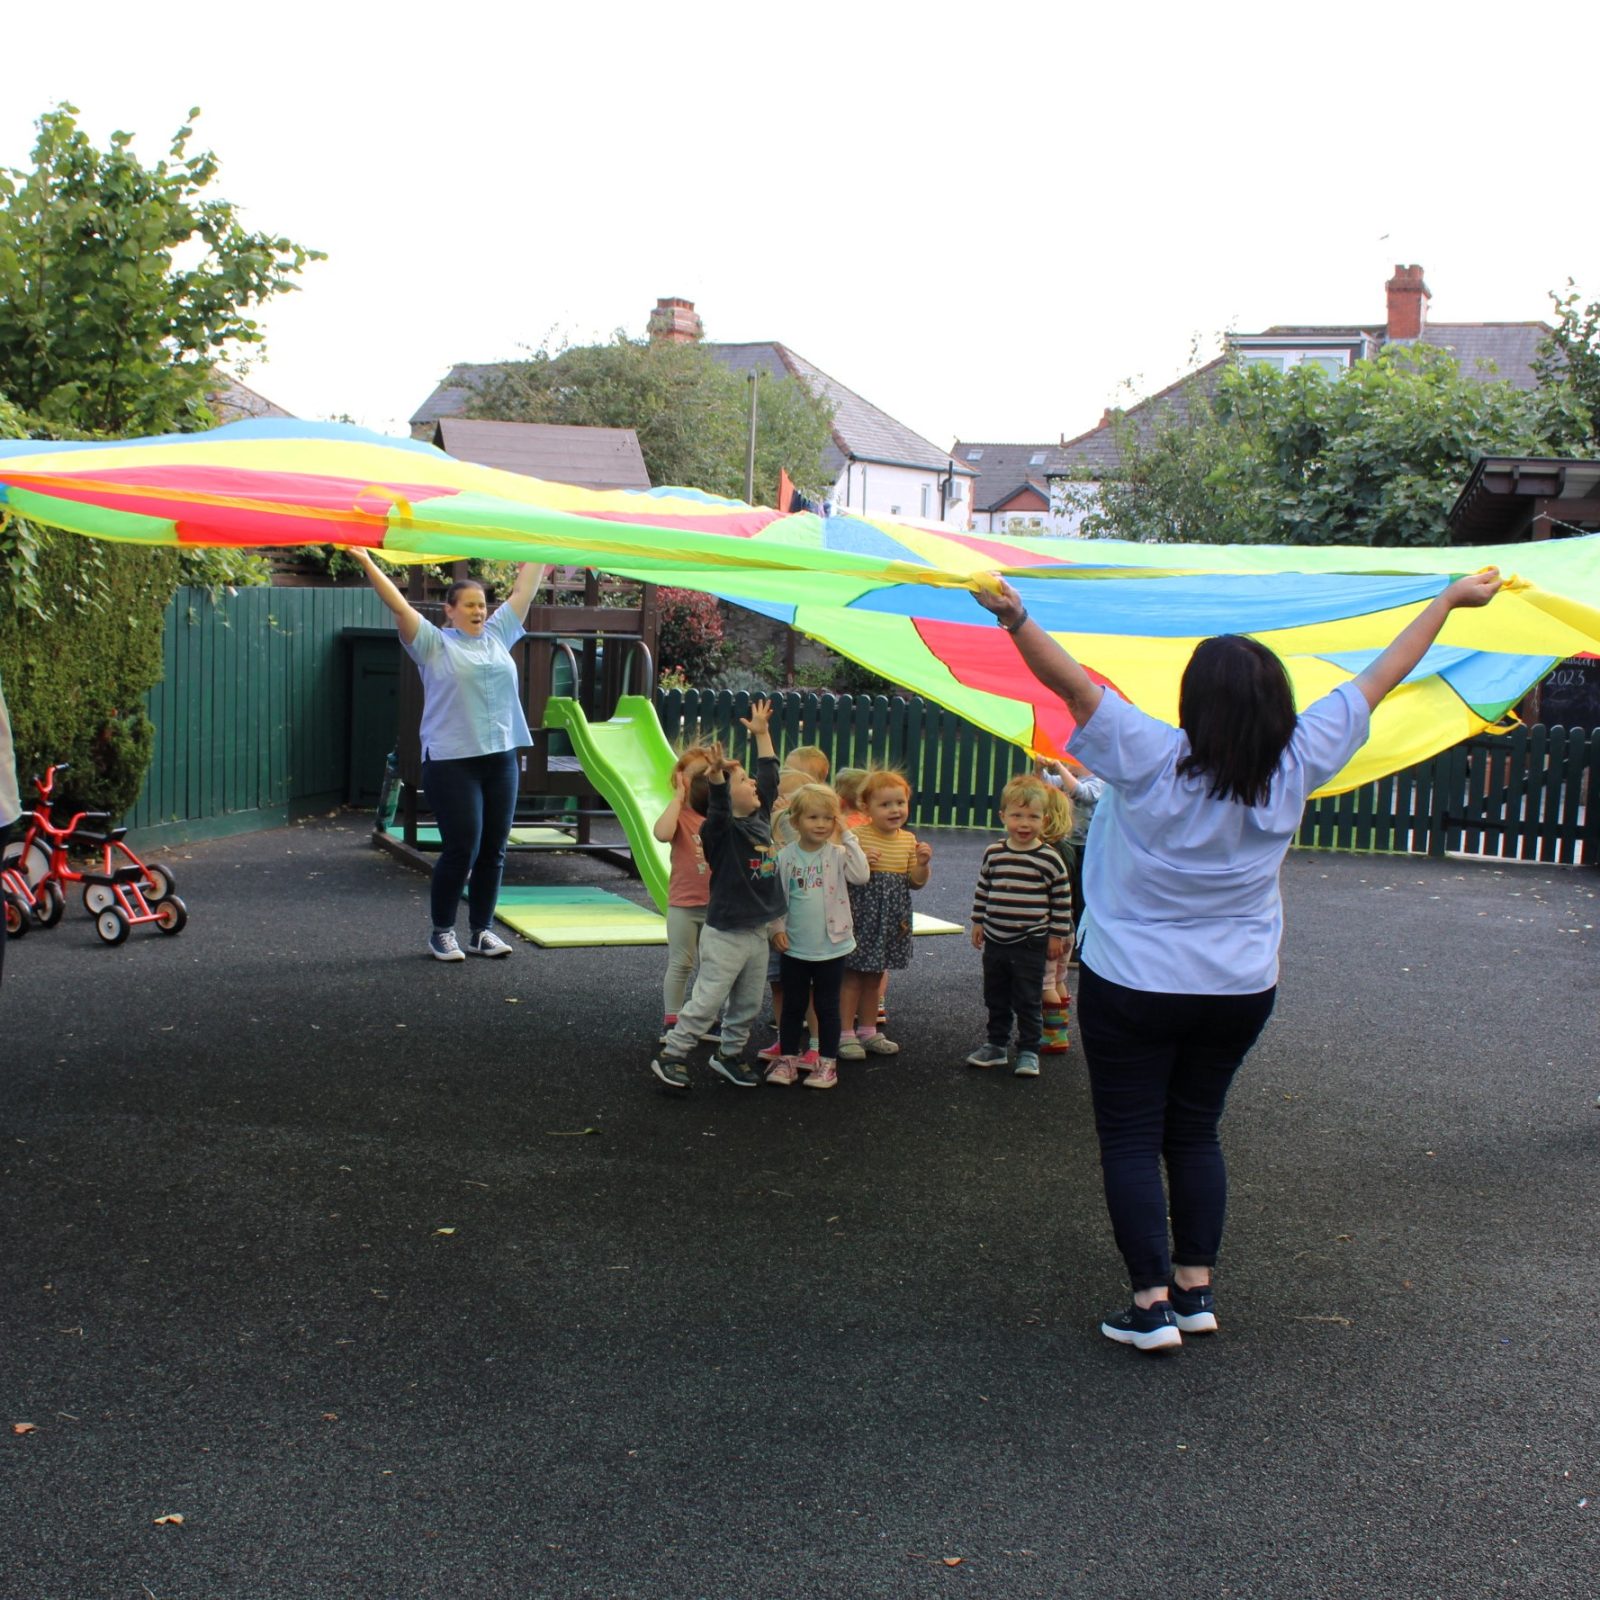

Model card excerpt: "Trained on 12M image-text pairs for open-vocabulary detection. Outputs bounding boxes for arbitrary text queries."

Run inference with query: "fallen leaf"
[1294,1314,1353,1326]
[433,1227,456,1236]
[153,1513,185,1526]
[504,997,521,1005]
[12,1422,38,1435]
[321,1413,338,1422]
[546,1128,599,1137]
[942,1556,963,1566]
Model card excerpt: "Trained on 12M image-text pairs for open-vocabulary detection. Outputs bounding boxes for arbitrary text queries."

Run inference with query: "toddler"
[834,768,867,829]
[652,745,714,1042]
[767,783,869,1089]
[784,745,830,784]
[1037,780,1075,1056]
[650,701,783,1091]
[839,770,931,1059]
[967,774,1073,1078]
[1041,756,1104,956]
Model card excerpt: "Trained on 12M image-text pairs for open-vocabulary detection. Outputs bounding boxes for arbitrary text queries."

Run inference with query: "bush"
[657,587,729,685]
[0,526,178,819]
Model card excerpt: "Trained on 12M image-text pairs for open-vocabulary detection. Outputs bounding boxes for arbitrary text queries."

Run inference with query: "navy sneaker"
[1169,1281,1218,1334]
[650,1054,691,1090]
[709,1051,760,1088]
[1101,1300,1182,1352]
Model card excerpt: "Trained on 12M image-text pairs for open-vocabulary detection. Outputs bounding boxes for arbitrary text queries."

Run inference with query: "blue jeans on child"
[422,750,519,932]
[1077,962,1276,1291]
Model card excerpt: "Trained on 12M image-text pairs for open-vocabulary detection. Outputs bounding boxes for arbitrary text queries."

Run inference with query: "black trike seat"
[73,825,128,846]
[80,864,146,886]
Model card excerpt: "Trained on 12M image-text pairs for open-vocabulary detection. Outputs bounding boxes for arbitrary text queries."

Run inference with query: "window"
[1244,354,1286,373]
[1029,451,1047,466]
[920,485,930,518]
[967,448,984,461]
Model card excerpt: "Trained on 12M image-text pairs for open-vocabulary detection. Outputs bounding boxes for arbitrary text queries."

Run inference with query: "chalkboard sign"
[1538,655,1600,731]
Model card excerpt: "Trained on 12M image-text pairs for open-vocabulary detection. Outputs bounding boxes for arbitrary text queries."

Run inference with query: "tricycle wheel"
[4,893,28,938]
[4,839,50,888]
[35,881,66,928]
[95,907,130,946]
[143,862,176,902]
[154,895,188,935]
[83,883,114,915]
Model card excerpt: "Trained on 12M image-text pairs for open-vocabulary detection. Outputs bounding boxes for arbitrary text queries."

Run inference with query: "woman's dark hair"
[1176,635,1298,808]
[444,578,487,606]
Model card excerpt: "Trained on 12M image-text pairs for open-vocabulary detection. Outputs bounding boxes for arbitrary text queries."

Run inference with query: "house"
[946,440,1063,536]
[1029,265,1554,532]
[410,298,976,528]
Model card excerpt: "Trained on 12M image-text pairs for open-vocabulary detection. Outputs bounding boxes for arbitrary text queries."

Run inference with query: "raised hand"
[1444,568,1502,609]
[740,698,772,736]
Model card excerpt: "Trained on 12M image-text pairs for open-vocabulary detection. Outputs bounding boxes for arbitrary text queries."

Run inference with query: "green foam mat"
[493,885,668,947]
[488,889,965,950]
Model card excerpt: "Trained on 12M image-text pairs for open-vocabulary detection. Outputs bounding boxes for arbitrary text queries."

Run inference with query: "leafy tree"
[466,333,836,504]
[1073,345,1588,547]
[0,104,322,436]
[0,105,320,813]
[1534,280,1600,449]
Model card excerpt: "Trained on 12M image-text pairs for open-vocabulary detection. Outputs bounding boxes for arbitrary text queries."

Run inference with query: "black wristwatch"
[998,608,1029,634]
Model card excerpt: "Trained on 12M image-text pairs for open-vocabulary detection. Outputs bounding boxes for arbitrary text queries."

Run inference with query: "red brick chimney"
[648,296,703,344]
[1385,264,1430,341]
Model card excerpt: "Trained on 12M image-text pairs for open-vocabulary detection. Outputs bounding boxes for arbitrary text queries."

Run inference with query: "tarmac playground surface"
[1,816,1595,1599]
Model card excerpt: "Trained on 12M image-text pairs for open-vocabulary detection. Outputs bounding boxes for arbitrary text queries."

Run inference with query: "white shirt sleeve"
[1066,690,1180,793]
[1289,681,1371,791]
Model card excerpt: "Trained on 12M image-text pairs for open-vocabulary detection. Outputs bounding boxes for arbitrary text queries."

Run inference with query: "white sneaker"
[466,927,513,958]
[429,928,465,962]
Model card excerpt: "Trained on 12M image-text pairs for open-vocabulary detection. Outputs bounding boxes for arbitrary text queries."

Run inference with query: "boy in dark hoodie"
[650,699,784,1090]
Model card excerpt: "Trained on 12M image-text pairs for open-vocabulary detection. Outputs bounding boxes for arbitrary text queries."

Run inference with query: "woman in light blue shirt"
[977,568,1501,1351]
[0,670,19,995]
[354,550,548,961]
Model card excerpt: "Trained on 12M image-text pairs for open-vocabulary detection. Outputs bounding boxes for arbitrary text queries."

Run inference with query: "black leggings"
[778,952,846,1058]
[1077,963,1276,1291]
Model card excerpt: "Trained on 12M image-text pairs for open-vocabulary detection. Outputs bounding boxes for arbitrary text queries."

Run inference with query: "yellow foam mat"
[491,889,965,950]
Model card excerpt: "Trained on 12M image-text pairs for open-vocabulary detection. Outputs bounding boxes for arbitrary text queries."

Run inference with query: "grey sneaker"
[429,928,465,962]
[966,1043,1009,1068]
[650,1054,691,1090]
[1013,1050,1041,1077]
[465,927,512,957]
[709,1051,760,1089]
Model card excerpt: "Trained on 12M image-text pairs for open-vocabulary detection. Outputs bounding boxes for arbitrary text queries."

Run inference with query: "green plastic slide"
[541,695,676,911]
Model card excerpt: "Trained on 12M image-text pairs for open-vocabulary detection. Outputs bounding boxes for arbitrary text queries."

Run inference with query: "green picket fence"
[662,689,1600,865]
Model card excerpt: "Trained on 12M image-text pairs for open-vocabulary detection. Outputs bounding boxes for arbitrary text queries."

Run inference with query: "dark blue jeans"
[981,932,1049,1052]
[422,751,519,932]
[1077,962,1276,1291]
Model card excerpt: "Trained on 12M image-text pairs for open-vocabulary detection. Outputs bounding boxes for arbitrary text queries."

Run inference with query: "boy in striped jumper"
[967,774,1074,1078]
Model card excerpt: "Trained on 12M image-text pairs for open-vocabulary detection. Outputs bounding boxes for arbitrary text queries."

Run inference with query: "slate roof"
[211,374,293,422]
[951,441,1070,511]
[432,419,650,490]
[1048,318,1552,479]
[410,346,970,483]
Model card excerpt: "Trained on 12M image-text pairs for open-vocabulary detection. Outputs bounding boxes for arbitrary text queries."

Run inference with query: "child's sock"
[809,1035,820,1054]
[663,1013,678,1028]
[857,1025,880,1042]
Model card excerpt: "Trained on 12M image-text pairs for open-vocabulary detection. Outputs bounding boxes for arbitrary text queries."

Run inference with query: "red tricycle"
[2,762,188,945]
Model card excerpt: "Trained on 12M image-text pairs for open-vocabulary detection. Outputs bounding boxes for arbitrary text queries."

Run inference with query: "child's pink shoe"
[765,1055,801,1086]
[803,1058,838,1089]
[756,1041,784,1063]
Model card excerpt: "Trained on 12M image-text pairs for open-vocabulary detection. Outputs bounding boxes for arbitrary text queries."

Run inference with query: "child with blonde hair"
[1037,779,1075,1056]
[834,768,867,829]
[652,744,716,1042]
[967,773,1073,1077]
[784,745,830,784]
[839,769,931,1058]
[767,782,869,1089]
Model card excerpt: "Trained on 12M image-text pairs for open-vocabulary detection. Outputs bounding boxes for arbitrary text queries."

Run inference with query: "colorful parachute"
[1,419,1597,794]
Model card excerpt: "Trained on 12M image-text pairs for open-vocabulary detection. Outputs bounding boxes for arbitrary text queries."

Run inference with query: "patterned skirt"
[846,872,913,972]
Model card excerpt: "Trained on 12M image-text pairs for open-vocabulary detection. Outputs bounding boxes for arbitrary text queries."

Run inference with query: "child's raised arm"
[740,698,776,762]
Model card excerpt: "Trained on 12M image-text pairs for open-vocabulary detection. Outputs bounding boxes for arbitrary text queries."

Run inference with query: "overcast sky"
[6,1,1596,454]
